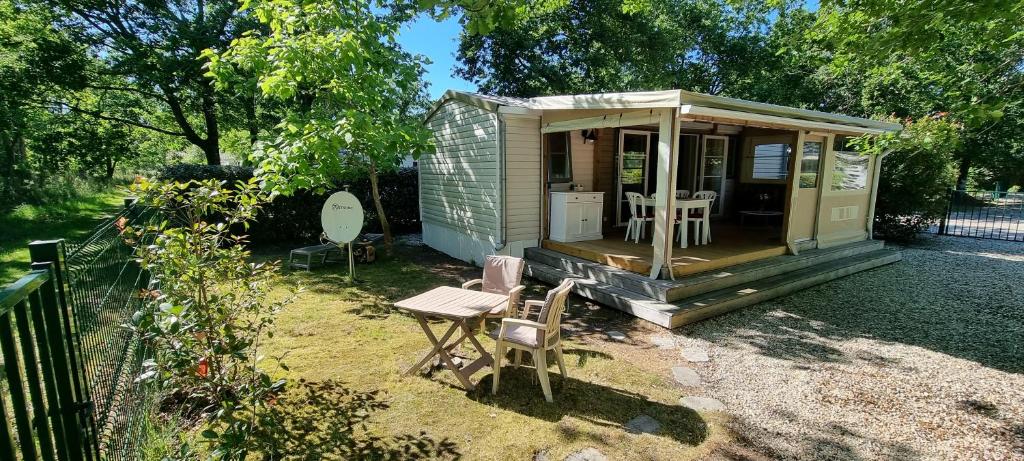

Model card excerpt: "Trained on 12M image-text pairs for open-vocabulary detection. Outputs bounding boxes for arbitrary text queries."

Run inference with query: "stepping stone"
[564,448,608,461]
[671,366,701,386]
[680,396,726,412]
[533,450,550,461]
[681,348,710,362]
[606,330,627,341]
[649,334,676,349]
[624,414,661,434]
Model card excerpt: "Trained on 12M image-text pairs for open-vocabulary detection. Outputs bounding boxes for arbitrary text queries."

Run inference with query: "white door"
[616,130,652,225]
[566,202,585,239]
[700,135,729,216]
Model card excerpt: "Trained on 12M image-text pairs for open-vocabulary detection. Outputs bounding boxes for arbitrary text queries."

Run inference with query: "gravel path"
[676,235,1024,460]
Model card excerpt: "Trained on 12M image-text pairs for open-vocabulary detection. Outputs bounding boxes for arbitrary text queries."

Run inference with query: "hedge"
[156,164,420,244]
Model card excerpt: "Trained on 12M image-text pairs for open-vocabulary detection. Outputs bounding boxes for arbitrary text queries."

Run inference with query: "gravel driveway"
[675,235,1024,460]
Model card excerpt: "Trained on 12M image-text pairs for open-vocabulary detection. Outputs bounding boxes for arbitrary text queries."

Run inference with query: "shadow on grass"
[254,379,461,460]
[466,366,709,448]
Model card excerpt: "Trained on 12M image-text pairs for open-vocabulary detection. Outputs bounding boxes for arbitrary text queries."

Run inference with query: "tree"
[205,0,436,247]
[39,0,268,165]
[455,0,812,101]
[810,0,1024,188]
[0,1,88,199]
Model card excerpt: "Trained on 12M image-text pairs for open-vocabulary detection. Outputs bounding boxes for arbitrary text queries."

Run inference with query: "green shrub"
[155,165,421,243]
[126,178,291,459]
[870,117,960,242]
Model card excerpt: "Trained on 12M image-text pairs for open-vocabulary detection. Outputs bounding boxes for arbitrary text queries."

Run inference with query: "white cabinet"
[549,192,604,242]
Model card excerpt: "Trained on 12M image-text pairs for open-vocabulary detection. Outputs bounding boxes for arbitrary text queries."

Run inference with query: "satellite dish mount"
[320,188,364,283]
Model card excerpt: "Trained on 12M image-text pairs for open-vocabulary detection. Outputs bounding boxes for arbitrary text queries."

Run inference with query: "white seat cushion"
[487,324,540,348]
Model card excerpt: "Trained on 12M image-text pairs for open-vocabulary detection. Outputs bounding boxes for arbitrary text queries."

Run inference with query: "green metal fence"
[1,200,155,460]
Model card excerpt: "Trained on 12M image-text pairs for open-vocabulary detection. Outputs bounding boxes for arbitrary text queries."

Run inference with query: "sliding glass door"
[700,135,728,216]
[616,130,651,226]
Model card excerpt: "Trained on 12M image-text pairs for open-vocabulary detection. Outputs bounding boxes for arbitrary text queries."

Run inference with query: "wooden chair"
[685,190,718,245]
[489,278,574,402]
[624,192,653,243]
[462,255,526,328]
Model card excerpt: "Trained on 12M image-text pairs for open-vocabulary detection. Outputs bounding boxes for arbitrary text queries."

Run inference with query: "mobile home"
[420,90,903,327]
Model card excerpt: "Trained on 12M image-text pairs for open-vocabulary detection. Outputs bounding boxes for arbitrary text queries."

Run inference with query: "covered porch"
[535,90,900,279]
[542,225,786,278]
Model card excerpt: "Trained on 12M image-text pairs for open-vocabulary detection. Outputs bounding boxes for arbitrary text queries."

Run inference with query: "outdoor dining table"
[641,196,713,248]
[395,285,509,390]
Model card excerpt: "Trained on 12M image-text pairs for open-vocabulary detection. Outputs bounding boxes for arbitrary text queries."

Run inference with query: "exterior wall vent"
[831,205,859,222]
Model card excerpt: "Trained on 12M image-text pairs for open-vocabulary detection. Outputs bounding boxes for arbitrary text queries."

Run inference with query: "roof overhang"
[425,89,903,135]
[679,105,891,136]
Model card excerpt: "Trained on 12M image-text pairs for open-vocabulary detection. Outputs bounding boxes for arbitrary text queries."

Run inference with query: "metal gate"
[938,189,1024,241]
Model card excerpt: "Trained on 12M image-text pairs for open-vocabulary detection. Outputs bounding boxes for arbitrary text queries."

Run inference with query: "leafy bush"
[157,164,256,183]
[864,117,960,242]
[155,165,421,243]
[126,178,291,459]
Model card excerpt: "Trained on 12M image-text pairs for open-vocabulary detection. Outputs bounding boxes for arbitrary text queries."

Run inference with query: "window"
[799,141,822,188]
[831,136,868,191]
[751,143,791,180]
[547,132,573,183]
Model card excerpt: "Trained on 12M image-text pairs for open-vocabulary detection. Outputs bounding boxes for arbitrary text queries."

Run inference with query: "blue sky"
[395,14,476,100]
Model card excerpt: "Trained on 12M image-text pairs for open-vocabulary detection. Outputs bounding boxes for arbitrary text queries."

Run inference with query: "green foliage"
[856,117,961,241]
[126,178,291,460]
[204,0,434,195]
[155,164,423,241]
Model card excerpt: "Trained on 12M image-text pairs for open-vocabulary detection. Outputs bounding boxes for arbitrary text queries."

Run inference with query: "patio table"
[395,286,509,390]
[642,197,713,248]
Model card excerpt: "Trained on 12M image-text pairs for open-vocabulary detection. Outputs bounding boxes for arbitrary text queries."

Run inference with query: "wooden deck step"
[526,240,885,302]
[524,247,902,329]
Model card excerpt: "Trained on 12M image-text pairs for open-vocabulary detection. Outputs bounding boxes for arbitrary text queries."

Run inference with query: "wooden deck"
[542,225,787,278]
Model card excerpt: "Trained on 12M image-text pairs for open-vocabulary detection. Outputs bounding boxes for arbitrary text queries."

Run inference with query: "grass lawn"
[253,242,732,460]
[0,190,125,281]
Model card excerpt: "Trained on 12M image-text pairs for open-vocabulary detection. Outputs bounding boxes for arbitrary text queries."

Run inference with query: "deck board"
[542,225,787,277]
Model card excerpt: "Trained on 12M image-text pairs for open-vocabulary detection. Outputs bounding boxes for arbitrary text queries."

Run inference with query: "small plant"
[126,178,292,460]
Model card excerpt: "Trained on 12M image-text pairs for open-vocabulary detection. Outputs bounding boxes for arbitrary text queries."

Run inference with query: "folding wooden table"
[395,286,509,390]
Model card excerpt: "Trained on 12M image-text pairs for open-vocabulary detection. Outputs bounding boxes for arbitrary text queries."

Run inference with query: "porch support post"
[782,130,806,254]
[649,108,680,279]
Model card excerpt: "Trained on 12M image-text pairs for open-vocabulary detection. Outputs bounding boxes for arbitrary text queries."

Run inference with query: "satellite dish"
[321,191,364,243]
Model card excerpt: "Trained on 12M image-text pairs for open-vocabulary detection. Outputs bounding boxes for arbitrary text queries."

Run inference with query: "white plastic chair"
[461,255,526,327]
[624,192,653,243]
[489,278,574,402]
[684,191,717,245]
[675,190,690,199]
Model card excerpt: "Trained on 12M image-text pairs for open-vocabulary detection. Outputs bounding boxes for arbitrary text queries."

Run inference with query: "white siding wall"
[422,100,500,264]
[503,115,542,244]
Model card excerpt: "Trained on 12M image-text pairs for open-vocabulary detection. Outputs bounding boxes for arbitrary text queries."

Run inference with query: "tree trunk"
[956,156,971,190]
[200,84,221,165]
[243,93,258,167]
[367,158,393,250]
[105,157,116,180]
[162,83,221,165]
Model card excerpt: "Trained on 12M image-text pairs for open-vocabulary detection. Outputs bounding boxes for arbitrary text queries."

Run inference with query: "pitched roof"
[425,89,902,133]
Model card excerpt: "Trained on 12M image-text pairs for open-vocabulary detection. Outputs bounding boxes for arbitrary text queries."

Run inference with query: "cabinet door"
[566,203,585,237]
[582,203,602,235]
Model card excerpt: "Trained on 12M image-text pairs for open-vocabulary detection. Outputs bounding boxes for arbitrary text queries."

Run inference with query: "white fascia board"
[540,109,665,133]
[679,105,890,135]
[530,90,681,110]
[497,106,542,117]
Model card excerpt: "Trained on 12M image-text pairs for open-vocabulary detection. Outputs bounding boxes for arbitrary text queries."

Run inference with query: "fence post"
[938,188,953,235]
[30,240,99,461]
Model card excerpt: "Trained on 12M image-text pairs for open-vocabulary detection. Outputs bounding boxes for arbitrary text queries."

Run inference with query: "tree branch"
[42,101,186,137]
